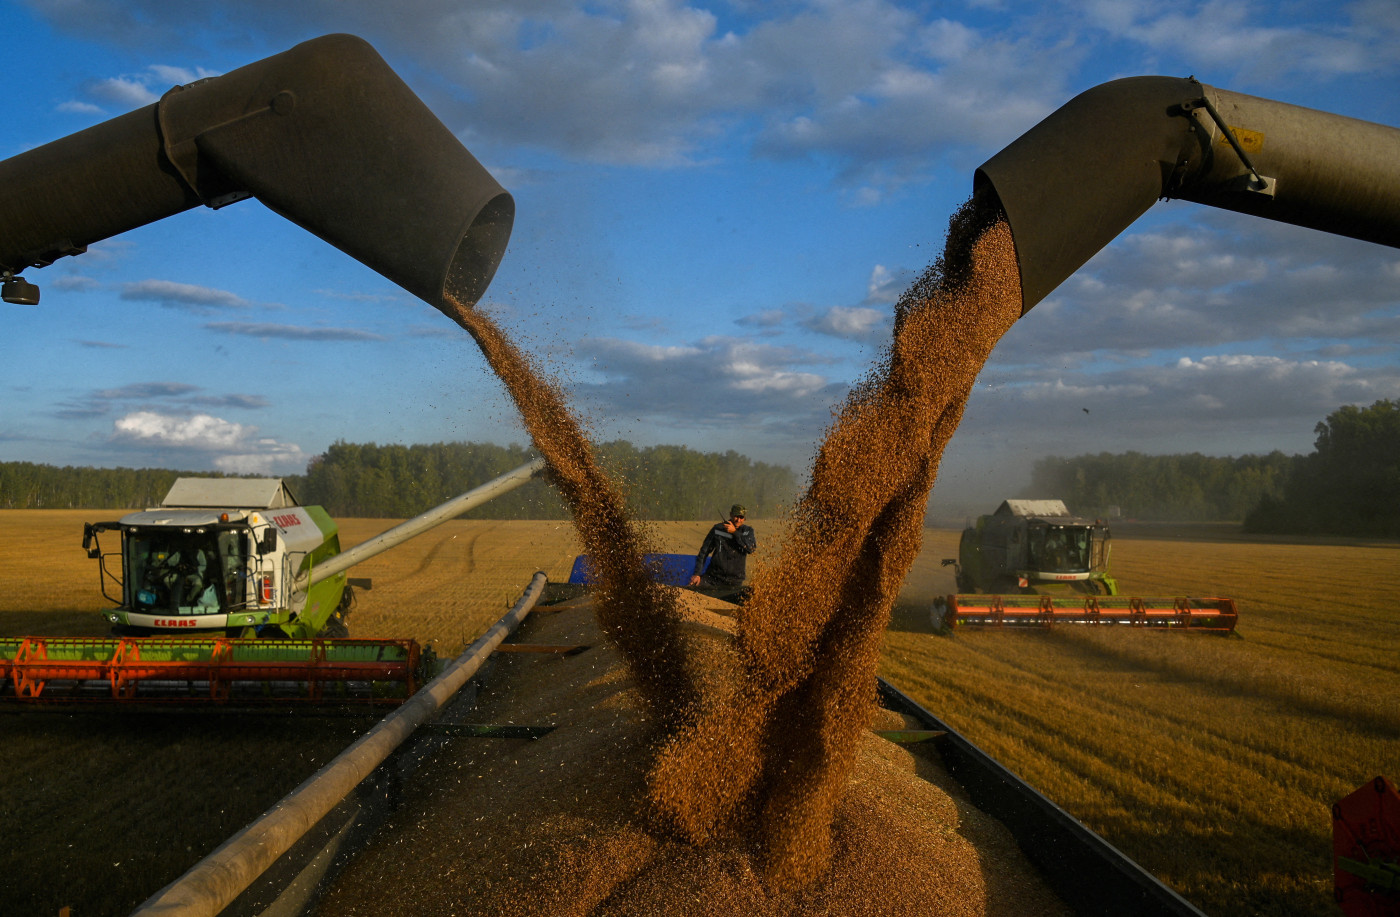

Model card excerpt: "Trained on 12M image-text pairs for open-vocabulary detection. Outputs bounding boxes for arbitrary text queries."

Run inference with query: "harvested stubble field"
[1,508,1395,915]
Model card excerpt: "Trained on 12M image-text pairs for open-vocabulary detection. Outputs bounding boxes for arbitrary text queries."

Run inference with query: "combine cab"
[83,477,355,640]
[945,499,1117,596]
[936,499,1237,633]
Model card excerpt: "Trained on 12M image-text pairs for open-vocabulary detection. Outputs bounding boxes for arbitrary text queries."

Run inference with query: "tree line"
[1027,451,1295,522]
[0,440,800,520]
[1243,399,1399,537]
[1028,400,1398,537]
[0,462,192,510]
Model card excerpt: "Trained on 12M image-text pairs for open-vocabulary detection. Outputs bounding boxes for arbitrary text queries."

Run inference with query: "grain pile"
[314,592,1068,916]
[648,199,1022,889]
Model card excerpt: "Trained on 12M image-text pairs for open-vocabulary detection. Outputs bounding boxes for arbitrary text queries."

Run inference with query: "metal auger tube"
[0,33,513,312]
[304,457,548,589]
[130,571,548,917]
[974,76,1400,313]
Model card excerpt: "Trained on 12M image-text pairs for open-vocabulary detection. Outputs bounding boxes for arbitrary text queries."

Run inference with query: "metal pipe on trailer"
[130,571,549,917]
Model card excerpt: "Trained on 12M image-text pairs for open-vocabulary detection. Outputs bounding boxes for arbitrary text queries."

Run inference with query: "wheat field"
[883,523,1399,917]
[0,509,1395,916]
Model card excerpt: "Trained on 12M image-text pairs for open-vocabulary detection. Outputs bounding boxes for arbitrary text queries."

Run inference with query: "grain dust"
[313,590,1068,917]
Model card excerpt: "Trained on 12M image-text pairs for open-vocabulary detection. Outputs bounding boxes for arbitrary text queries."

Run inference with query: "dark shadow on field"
[1082,808,1335,917]
[0,609,97,636]
[0,710,368,917]
[1037,629,1400,741]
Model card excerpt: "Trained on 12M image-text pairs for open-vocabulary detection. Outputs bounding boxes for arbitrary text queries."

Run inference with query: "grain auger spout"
[974,76,1400,313]
[0,33,512,313]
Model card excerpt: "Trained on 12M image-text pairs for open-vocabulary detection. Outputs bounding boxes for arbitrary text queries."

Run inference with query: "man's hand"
[688,575,702,587]
[722,520,737,533]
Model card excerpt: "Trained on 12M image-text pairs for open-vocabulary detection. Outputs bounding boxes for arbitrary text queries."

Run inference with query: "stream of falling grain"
[439,294,701,728]
[443,193,1023,895]
[647,198,1023,890]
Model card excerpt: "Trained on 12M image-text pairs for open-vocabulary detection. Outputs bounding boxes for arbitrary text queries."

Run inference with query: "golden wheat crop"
[0,509,1393,916]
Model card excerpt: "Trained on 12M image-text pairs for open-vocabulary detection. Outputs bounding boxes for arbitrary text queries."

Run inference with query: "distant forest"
[1030,400,1399,537]
[1028,451,1295,522]
[1242,399,1399,537]
[6,401,1395,535]
[0,440,800,520]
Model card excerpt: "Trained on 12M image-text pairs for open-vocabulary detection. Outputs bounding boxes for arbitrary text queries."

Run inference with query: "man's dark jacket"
[693,522,757,586]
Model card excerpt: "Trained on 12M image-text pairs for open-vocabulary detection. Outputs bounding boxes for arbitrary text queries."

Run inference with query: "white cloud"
[1080,0,1382,79]
[803,305,889,341]
[109,411,305,474]
[214,441,308,475]
[994,213,1400,361]
[972,350,1400,448]
[864,264,914,305]
[113,411,248,449]
[570,333,845,451]
[56,100,103,115]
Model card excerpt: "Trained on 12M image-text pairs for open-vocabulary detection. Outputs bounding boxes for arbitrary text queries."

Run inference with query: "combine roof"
[995,499,1072,518]
[161,477,299,510]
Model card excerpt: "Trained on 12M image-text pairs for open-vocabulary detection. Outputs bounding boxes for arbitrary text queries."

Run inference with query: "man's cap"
[730,504,747,518]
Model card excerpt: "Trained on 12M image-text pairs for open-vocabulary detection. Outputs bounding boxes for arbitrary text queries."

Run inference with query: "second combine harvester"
[936,500,1238,633]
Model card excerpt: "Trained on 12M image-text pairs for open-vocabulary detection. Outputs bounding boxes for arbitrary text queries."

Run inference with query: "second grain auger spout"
[975,76,1400,313]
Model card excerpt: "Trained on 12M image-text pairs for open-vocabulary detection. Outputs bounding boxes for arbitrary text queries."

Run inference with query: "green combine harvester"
[1,462,545,705]
[935,500,1237,633]
[944,499,1118,596]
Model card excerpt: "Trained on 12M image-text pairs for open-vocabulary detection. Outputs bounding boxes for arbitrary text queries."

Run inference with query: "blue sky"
[2,0,1397,514]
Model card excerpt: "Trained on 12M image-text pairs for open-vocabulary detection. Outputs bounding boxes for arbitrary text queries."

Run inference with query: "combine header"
[937,499,1238,634]
[0,636,426,705]
[933,594,1238,633]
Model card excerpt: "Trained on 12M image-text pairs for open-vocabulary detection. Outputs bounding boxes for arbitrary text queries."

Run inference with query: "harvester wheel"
[321,615,350,639]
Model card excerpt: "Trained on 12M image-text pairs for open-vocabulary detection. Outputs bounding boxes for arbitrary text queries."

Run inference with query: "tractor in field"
[935,499,1238,633]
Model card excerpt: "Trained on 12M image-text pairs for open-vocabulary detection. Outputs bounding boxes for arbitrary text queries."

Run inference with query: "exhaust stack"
[0,34,512,312]
[975,76,1400,313]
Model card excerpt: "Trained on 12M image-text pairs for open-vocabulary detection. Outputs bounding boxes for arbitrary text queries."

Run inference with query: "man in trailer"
[689,504,757,594]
